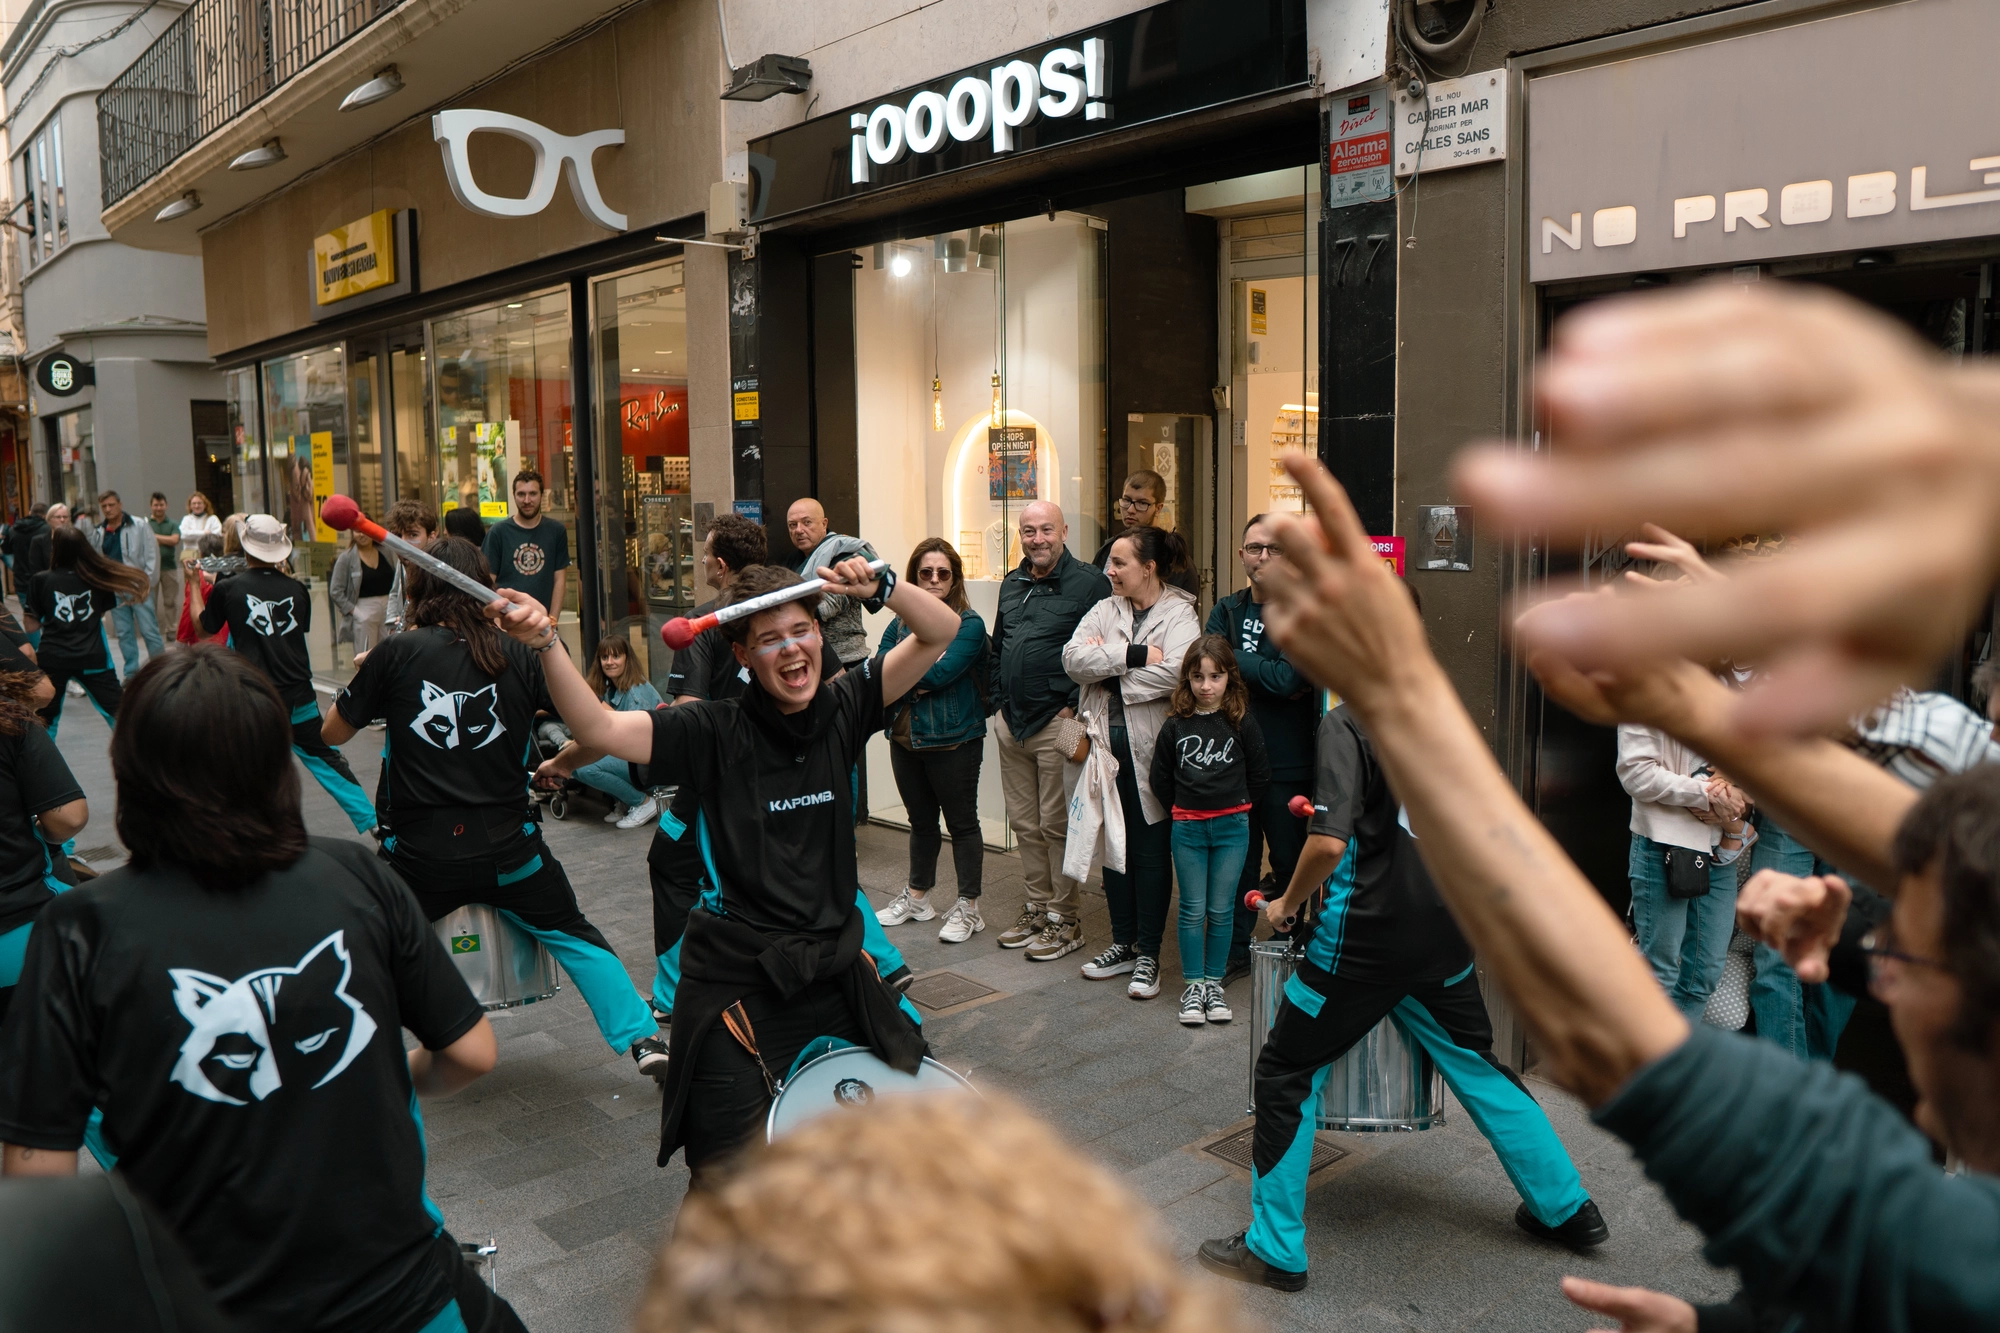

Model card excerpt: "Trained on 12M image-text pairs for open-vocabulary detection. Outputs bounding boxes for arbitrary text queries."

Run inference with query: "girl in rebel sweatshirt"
[1150,635,1270,1026]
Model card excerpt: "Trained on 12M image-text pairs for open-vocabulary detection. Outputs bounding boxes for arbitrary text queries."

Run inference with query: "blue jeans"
[1628,834,1738,1019]
[109,600,164,674]
[573,754,648,808]
[1746,819,1815,1059]
[1171,812,1249,983]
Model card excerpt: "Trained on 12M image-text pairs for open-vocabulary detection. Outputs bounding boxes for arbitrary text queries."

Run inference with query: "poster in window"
[988,425,1037,501]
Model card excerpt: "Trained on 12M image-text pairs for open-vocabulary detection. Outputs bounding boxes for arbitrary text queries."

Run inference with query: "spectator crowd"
[0,282,1996,1333]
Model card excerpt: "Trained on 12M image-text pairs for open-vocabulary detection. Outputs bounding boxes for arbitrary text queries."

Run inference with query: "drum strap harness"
[721,1002,779,1098]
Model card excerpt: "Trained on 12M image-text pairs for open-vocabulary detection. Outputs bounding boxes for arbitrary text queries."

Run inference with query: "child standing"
[1150,635,1270,1025]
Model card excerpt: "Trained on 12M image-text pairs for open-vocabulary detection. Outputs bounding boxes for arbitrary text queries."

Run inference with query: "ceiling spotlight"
[228,139,287,171]
[890,253,912,278]
[339,66,403,112]
[154,192,202,223]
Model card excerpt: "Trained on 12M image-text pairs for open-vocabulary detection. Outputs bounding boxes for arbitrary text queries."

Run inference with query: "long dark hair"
[50,525,148,602]
[1168,634,1248,725]
[406,536,509,676]
[1110,525,1190,588]
[114,647,307,889]
[587,636,633,698]
[0,669,43,737]
[904,537,968,613]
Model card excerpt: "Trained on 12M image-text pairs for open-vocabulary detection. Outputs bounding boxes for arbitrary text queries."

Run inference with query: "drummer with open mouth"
[1199,637,1608,1292]
[486,555,962,1182]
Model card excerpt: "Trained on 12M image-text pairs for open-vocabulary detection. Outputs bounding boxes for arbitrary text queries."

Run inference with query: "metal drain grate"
[904,971,999,1011]
[72,845,124,864]
[1203,1126,1346,1175]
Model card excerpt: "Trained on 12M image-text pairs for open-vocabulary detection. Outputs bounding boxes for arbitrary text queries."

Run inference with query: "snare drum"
[1247,939,1445,1132]
[766,1045,976,1142]
[435,904,562,1010]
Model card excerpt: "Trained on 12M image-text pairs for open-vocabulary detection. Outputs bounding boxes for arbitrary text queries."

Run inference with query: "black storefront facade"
[722,0,1361,610]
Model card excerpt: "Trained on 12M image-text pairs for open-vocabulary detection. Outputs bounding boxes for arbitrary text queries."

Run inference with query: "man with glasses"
[1093,471,1199,594]
[991,501,1110,961]
[1207,514,1323,986]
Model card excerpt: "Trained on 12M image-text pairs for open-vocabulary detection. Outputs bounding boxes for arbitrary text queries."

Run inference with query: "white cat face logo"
[410,680,505,751]
[243,593,297,637]
[51,589,90,623]
[168,931,379,1107]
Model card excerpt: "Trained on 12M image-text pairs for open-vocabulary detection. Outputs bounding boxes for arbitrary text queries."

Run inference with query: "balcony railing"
[97,0,398,209]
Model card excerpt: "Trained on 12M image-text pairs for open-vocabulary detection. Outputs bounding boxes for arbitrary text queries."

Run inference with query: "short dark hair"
[512,468,545,492]
[1892,766,2000,1051]
[114,647,308,890]
[386,499,438,539]
[150,491,167,503]
[29,501,47,517]
[707,513,767,574]
[1243,513,1271,537]
[97,490,120,504]
[1123,470,1165,502]
[443,506,485,543]
[1109,524,1190,582]
[720,565,807,645]
[407,536,507,676]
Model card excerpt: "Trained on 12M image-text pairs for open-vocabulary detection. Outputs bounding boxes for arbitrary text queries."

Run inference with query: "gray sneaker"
[997,904,1045,948]
[1024,915,1084,962]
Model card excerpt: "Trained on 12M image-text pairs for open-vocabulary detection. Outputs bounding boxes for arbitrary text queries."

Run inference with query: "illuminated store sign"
[749,0,1308,222]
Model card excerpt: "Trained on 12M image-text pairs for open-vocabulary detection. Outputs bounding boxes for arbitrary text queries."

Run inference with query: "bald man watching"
[989,501,1111,961]
[785,498,882,673]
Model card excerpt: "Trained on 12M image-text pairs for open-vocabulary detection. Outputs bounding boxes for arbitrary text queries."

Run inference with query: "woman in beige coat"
[1062,525,1200,999]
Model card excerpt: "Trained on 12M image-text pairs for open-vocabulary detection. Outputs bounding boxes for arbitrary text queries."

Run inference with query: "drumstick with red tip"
[1288,794,1313,819]
[319,495,505,609]
[659,558,891,650]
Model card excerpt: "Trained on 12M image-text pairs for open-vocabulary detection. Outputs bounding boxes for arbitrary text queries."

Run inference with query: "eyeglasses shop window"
[431,288,577,617]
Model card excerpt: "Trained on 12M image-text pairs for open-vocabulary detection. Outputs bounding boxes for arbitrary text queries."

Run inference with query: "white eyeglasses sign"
[431,109,627,232]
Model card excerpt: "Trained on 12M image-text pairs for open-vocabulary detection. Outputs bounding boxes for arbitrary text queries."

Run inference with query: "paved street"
[45,683,1733,1332]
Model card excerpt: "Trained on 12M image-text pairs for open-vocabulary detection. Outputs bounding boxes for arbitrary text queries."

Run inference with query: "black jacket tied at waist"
[656,906,927,1166]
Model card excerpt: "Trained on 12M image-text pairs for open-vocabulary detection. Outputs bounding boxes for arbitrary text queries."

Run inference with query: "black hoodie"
[8,516,49,581]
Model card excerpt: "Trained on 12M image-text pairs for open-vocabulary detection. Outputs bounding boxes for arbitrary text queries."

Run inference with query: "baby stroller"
[531,718,604,822]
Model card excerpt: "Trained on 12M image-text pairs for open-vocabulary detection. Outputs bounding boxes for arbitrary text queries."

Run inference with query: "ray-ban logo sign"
[431,110,626,232]
[850,38,1109,184]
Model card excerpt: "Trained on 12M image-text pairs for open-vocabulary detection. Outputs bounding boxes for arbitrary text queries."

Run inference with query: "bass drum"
[1248,939,1445,1132]
[767,1046,976,1142]
[435,904,562,1010]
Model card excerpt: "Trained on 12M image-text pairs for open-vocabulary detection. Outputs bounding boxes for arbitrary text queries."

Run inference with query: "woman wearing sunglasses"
[874,539,991,943]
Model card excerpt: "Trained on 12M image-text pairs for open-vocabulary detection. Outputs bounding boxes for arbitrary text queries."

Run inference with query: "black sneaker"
[630,1036,671,1080]
[1514,1199,1609,1250]
[1197,1230,1307,1292]
[1080,942,1137,979]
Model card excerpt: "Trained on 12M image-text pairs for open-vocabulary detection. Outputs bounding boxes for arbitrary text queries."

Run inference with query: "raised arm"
[1260,456,1687,1105]
[834,558,957,704]
[487,590,653,762]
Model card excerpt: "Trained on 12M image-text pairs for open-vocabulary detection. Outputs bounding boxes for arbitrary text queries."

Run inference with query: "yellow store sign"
[313,210,396,305]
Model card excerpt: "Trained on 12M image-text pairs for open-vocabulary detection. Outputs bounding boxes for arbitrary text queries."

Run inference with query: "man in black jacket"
[1208,513,1322,984]
[989,501,1111,962]
[11,504,53,644]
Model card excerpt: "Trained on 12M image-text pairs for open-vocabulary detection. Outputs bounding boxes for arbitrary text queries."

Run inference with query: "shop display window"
[852,214,1108,590]
[223,366,267,518]
[52,409,94,512]
[591,259,689,693]
[430,288,576,614]
[261,345,348,570]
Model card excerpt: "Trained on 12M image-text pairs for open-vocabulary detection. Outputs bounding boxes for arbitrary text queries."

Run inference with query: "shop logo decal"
[432,109,627,231]
[850,38,1109,184]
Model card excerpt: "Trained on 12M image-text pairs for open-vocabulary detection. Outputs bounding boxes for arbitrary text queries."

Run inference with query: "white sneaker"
[1177,983,1207,1026]
[602,804,625,824]
[616,796,659,829]
[1127,955,1162,1000]
[937,897,983,943]
[875,889,935,926]
[66,680,84,697]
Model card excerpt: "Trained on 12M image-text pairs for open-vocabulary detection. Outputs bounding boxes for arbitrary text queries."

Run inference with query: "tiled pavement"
[44,680,1734,1333]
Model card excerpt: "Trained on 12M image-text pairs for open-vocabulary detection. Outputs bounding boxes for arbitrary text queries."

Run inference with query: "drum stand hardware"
[460,1237,499,1293]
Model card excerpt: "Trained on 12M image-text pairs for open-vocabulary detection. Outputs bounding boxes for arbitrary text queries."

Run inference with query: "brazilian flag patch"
[452,935,481,954]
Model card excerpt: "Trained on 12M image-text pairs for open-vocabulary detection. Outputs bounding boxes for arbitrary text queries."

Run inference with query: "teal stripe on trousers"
[498,909,654,1053]
[1245,1064,1330,1274]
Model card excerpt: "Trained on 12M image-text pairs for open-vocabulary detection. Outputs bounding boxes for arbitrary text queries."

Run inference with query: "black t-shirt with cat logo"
[0,838,485,1333]
[201,568,317,707]
[0,722,83,933]
[648,660,884,938]
[336,625,553,834]
[23,570,115,672]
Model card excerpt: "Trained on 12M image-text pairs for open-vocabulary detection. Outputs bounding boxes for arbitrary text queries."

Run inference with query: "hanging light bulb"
[933,376,943,431]
[990,372,1002,426]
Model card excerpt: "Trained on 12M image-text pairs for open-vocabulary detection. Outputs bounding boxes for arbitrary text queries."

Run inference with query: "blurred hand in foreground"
[1456,282,2000,737]
[1735,870,1852,984]
[1560,1277,1698,1333]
